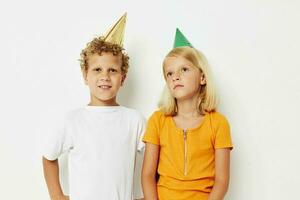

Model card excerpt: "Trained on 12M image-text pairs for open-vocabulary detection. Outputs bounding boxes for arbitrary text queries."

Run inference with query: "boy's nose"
[99,73,110,81]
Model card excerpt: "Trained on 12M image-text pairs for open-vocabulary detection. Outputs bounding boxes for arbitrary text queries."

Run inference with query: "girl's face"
[163,56,206,101]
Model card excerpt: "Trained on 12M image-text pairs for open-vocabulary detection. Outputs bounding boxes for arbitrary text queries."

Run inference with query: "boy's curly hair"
[79,37,129,73]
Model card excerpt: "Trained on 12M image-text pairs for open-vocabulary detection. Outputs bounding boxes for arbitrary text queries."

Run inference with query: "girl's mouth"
[173,85,184,89]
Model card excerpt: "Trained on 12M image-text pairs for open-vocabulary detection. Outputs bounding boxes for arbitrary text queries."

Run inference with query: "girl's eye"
[94,68,101,72]
[166,72,173,77]
[181,67,189,72]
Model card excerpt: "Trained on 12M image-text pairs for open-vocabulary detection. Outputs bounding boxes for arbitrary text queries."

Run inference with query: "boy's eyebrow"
[109,66,120,69]
[92,65,121,70]
[90,65,102,69]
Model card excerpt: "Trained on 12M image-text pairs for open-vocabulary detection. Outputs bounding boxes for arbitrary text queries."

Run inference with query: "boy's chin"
[90,95,118,106]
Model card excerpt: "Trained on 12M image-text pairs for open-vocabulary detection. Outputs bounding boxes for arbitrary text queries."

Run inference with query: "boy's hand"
[51,195,69,200]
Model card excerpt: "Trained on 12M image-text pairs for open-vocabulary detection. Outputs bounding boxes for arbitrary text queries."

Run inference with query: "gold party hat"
[103,13,127,47]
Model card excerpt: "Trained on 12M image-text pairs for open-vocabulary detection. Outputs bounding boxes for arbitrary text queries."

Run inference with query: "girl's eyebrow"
[180,64,190,67]
[165,64,189,71]
[164,65,174,71]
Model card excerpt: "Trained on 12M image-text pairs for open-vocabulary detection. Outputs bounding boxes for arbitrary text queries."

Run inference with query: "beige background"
[0,0,299,199]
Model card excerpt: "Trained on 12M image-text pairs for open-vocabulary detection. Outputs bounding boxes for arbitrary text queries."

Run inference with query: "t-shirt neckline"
[85,105,123,113]
[170,112,209,132]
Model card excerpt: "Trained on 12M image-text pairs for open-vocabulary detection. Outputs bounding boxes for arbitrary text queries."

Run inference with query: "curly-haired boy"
[42,13,145,200]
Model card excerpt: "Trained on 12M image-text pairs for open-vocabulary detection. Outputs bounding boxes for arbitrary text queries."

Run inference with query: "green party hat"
[173,28,193,48]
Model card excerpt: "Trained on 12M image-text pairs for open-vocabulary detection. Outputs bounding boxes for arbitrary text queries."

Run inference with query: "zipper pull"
[183,130,188,176]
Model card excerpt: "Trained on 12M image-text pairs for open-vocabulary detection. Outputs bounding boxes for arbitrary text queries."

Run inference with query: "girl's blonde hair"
[158,46,218,116]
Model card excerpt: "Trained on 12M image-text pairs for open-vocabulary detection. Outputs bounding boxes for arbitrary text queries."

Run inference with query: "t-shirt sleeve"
[142,111,161,145]
[42,116,73,160]
[213,114,233,149]
[136,113,146,152]
[133,112,146,198]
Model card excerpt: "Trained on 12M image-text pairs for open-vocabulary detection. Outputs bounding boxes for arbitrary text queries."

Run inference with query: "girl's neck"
[176,95,201,118]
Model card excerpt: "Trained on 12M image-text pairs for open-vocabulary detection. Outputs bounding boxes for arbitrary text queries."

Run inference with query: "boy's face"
[83,52,126,106]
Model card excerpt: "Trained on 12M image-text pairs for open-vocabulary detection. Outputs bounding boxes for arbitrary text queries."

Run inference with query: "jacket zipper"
[183,130,188,176]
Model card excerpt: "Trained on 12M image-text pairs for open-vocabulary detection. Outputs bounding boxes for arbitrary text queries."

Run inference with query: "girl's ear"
[200,73,206,85]
[121,74,127,86]
[81,68,88,85]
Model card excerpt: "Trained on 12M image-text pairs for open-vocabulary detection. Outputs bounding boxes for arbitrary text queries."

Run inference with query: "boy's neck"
[88,102,120,106]
[88,98,119,107]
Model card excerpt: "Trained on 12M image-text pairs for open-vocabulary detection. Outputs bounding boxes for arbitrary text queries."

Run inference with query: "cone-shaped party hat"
[103,13,127,47]
[173,28,193,48]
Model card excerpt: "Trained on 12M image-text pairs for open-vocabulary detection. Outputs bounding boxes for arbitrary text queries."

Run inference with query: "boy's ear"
[81,68,88,85]
[121,73,126,86]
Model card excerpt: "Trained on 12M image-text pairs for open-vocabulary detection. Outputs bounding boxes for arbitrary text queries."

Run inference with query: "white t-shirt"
[43,106,145,200]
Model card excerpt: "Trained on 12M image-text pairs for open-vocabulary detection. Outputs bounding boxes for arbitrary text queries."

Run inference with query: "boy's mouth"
[98,85,112,89]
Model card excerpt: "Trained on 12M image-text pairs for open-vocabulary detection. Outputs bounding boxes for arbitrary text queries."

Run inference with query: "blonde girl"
[142,29,233,200]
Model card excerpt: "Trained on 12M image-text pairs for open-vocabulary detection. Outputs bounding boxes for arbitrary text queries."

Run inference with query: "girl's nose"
[172,72,180,81]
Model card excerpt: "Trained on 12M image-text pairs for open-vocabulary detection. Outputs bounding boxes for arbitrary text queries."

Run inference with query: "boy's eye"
[109,68,118,73]
[94,68,101,72]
